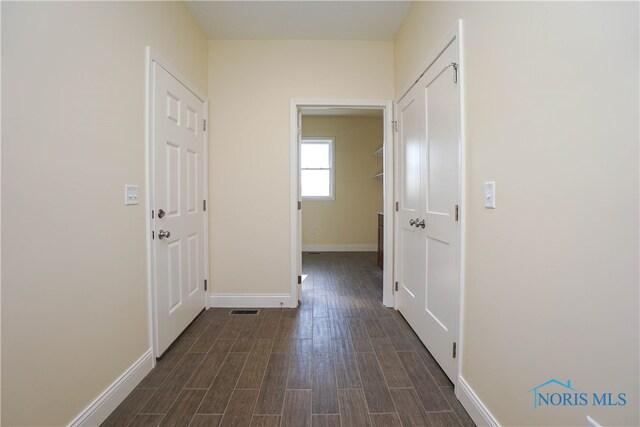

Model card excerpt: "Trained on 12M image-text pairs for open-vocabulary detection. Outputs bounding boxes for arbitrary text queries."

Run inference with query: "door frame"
[395,20,467,386]
[289,99,395,307]
[145,47,210,358]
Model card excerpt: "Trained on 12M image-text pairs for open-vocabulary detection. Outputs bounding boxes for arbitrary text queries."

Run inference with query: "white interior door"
[297,108,303,301]
[396,40,461,382]
[152,62,206,356]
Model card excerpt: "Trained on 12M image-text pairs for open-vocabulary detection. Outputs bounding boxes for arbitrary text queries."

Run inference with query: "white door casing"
[396,39,461,383]
[151,60,207,357]
[289,99,394,308]
[297,108,303,300]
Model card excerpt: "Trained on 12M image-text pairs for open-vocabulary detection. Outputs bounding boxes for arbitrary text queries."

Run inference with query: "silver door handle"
[414,218,421,228]
[158,229,171,239]
[417,219,425,228]
[409,219,416,226]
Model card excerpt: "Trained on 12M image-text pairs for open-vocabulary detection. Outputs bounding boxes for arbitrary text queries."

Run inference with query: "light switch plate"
[125,185,139,206]
[484,181,496,209]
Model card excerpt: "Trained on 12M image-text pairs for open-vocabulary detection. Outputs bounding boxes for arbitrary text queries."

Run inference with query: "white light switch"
[125,185,139,205]
[484,181,496,209]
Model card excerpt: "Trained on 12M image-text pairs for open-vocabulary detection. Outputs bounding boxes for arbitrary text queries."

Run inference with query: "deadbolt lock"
[157,208,165,219]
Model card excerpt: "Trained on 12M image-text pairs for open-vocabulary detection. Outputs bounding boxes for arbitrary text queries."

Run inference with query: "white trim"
[290,99,395,308]
[291,103,300,306]
[302,244,377,252]
[209,294,296,308]
[69,350,154,427]
[203,99,210,310]
[392,102,400,311]
[454,19,468,390]
[398,21,462,104]
[456,376,500,427]
[381,100,395,309]
[146,48,207,103]
[144,47,157,366]
[145,47,209,358]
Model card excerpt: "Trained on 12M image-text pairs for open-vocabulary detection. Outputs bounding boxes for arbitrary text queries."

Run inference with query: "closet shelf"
[373,147,383,157]
[373,172,384,180]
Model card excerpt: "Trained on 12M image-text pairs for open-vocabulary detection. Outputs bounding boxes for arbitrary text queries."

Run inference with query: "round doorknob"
[158,229,171,239]
[409,219,416,226]
[414,218,421,227]
[417,219,426,229]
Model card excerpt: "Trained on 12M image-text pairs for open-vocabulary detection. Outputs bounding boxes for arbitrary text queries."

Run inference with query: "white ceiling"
[184,1,412,40]
[302,107,383,117]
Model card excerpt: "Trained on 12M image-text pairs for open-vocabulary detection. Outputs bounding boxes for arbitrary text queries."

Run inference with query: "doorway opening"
[290,100,394,308]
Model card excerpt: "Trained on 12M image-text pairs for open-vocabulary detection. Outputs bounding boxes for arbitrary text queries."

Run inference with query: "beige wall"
[301,115,383,248]
[395,2,639,426]
[1,2,208,425]
[208,40,394,295]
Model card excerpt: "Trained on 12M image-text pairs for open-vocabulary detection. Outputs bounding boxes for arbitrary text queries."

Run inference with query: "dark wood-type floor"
[103,252,475,427]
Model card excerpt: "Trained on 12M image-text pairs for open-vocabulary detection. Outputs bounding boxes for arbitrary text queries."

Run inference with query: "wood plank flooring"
[102,252,474,427]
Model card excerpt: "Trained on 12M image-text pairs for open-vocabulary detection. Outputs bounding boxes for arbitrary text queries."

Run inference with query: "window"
[301,137,335,200]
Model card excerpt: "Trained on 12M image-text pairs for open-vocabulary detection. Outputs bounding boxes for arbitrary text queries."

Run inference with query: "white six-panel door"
[396,39,461,382]
[152,61,206,356]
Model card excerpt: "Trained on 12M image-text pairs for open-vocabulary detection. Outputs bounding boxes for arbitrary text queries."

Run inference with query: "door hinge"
[394,281,399,292]
[298,275,302,285]
[455,204,459,221]
[298,201,302,210]
[391,120,398,133]
[152,230,155,240]
[395,201,399,212]
[452,342,457,358]
[204,279,208,291]
[203,200,207,211]
[450,62,458,83]
[151,209,154,219]
[203,119,207,131]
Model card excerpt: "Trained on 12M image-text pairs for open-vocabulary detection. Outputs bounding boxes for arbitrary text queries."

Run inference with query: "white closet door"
[396,39,461,383]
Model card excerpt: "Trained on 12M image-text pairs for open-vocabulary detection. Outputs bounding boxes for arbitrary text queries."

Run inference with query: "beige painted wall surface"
[208,40,393,295]
[1,2,207,425]
[302,116,383,248]
[395,2,639,426]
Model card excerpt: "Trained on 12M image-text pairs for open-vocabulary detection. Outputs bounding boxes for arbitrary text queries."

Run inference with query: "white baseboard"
[208,294,296,308]
[69,349,154,427]
[456,376,500,427]
[302,244,377,252]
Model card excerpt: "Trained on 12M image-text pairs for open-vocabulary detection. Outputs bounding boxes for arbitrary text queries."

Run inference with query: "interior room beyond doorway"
[300,108,384,256]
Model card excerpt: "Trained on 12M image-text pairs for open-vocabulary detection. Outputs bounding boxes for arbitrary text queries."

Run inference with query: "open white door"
[151,61,207,356]
[296,108,303,301]
[396,39,461,382]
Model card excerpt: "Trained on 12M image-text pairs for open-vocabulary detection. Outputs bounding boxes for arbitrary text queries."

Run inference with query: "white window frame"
[300,137,335,201]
